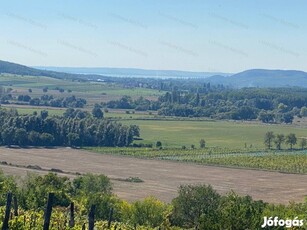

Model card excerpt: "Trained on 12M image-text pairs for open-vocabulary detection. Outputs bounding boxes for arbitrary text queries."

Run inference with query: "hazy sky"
[1,0,306,72]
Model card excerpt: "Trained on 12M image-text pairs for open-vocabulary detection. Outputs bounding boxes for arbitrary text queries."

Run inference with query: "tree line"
[0,108,139,147]
[103,87,307,123]
[264,131,306,150]
[0,172,306,229]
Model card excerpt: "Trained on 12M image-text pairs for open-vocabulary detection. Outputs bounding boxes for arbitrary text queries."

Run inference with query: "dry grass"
[0,147,306,204]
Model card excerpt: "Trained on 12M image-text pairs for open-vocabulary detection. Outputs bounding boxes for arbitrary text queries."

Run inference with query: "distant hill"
[2,60,307,88]
[34,66,230,79]
[0,60,99,81]
[205,69,307,88]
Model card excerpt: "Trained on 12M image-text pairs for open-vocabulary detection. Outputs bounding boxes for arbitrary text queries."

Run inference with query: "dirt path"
[0,147,306,204]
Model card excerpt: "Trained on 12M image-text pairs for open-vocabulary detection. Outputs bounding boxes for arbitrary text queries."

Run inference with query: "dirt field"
[0,147,306,204]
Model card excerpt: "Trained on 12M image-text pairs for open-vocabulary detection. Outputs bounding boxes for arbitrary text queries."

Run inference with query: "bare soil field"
[0,147,306,204]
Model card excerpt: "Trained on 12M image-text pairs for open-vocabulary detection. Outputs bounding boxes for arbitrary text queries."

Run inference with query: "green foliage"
[299,138,307,150]
[286,133,297,150]
[128,197,168,228]
[72,173,112,196]
[18,173,71,210]
[171,184,221,228]
[199,139,206,148]
[0,171,17,206]
[219,192,266,229]
[274,134,285,150]
[0,172,306,229]
[0,109,139,147]
[264,131,275,149]
[156,141,162,148]
[92,106,104,118]
[88,147,307,174]
[83,193,123,221]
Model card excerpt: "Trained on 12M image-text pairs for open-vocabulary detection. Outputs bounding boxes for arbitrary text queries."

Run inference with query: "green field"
[2,73,307,174]
[0,74,162,106]
[86,147,307,174]
[121,119,307,149]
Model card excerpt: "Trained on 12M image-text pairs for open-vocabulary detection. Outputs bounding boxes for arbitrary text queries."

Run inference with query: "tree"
[92,107,104,119]
[156,141,162,148]
[219,192,266,230]
[67,133,80,147]
[64,108,75,118]
[171,184,221,228]
[40,133,55,146]
[258,111,274,123]
[300,106,307,117]
[28,131,41,146]
[43,87,48,93]
[264,131,274,149]
[285,133,297,150]
[274,134,285,150]
[199,139,206,148]
[28,88,32,93]
[299,138,307,150]
[72,173,112,196]
[282,112,294,124]
[129,197,167,228]
[19,173,71,209]
[1,127,15,146]
[40,110,48,119]
[14,128,28,146]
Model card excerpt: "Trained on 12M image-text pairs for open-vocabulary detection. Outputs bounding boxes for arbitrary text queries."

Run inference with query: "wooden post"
[82,223,86,230]
[69,202,75,227]
[2,192,12,230]
[13,195,18,216]
[88,205,96,230]
[43,193,54,230]
[107,207,113,228]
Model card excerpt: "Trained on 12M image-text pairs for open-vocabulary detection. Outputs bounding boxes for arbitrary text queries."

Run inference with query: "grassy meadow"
[122,119,307,149]
[0,74,162,106]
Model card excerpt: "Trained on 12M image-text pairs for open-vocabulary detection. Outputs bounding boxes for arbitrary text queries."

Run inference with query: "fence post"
[108,207,113,228]
[69,202,75,227]
[13,195,18,216]
[88,205,96,230]
[43,193,54,230]
[2,192,12,230]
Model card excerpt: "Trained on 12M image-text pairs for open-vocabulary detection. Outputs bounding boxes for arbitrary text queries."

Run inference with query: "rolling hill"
[0,60,100,81]
[2,60,307,88]
[205,69,307,88]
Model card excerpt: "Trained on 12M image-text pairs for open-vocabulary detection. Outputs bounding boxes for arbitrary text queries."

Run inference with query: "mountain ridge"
[2,60,307,88]
[205,69,307,88]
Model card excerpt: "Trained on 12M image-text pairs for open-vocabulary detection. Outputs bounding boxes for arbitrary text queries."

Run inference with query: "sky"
[0,0,306,73]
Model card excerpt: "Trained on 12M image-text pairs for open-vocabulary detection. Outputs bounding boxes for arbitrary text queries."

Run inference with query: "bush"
[156,141,162,148]
[171,184,221,228]
[18,173,71,209]
[121,197,168,227]
[199,139,206,148]
[72,173,112,196]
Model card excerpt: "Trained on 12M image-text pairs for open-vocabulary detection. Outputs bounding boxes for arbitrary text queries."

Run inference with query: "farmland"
[0,74,162,106]
[0,147,306,204]
[87,147,307,174]
[1,72,307,207]
[122,119,307,148]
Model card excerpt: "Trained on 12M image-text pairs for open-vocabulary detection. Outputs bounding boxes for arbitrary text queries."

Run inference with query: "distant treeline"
[0,108,139,147]
[105,87,307,123]
[1,93,87,108]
